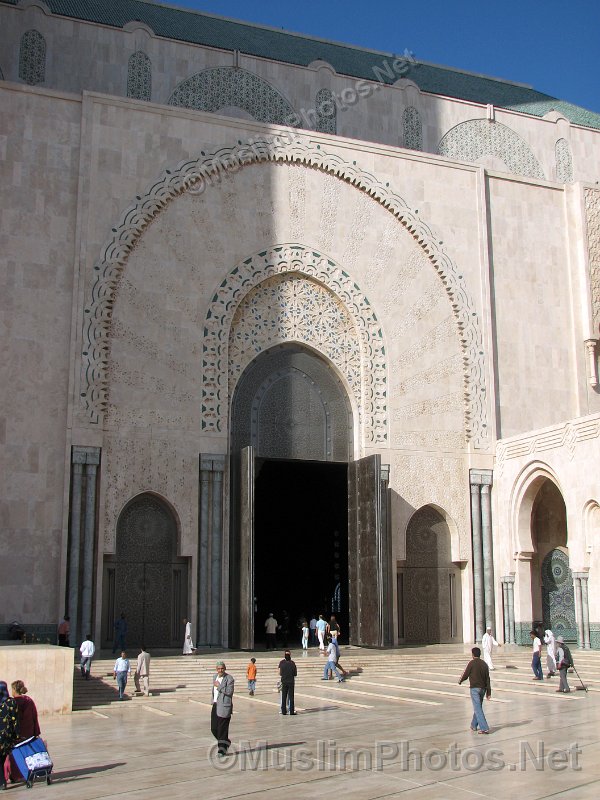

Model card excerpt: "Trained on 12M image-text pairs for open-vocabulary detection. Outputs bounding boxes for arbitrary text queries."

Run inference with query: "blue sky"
[167,0,599,114]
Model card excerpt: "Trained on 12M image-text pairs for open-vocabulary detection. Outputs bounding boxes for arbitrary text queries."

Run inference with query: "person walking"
[544,629,557,678]
[278,651,297,715]
[211,661,234,757]
[309,616,318,646]
[481,626,500,670]
[79,634,95,679]
[555,636,572,693]
[322,638,345,682]
[183,618,195,655]
[301,621,309,650]
[113,613,128,654]
[246,657,257,696]
[134,645,151,697]
[316,615,327,651]
[113,651,131,700]
[459,646,491,734]
[530,630,543,680]
[264,613,278,651]
[0,683,19,791]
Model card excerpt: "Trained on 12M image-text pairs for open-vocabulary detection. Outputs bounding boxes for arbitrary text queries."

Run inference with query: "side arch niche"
[168,67,298,126]
[398,505,463,643]
[101,493,189,649]
[203,246,386,445]
[438,119,544,179]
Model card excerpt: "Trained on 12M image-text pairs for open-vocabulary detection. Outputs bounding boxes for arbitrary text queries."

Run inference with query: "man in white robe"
[183,618,195,654]
[543,629,557,677]
[481,626,499,670]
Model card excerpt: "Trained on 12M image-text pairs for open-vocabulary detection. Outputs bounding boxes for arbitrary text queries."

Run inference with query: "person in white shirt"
[183,618,195,655]
[543,629,557,678]
[134,646,151,696]
[113,651,131,700]
[79,635,95,680]
[530,630,543,680]
[264,614,278,651]
[481,627,500,670]
[322,639,345,682]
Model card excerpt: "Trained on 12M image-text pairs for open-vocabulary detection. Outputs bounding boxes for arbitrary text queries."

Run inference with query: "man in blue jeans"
[113,651,131,700]
[530,629,544,680]
[458,647,491,734]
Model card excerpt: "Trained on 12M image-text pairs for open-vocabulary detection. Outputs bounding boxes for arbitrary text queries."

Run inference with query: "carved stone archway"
[80,138,489,449]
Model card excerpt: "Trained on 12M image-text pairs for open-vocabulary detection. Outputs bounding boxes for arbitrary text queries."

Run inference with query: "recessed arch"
[510,461,564,555]
[80,138,489,448]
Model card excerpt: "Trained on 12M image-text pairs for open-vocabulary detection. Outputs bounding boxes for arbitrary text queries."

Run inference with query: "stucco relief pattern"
[316,88,337,135]
[438,119,544,179]
[403,107,422,151]
[228,273,361,401]
[168,67,298,125]
[555,138,573,183]
[127,51,152,101]
[205,245,386,443]
[81,137,489,448]
[102,435,195,552]
[585,188,600,334]
[19,30,46,85]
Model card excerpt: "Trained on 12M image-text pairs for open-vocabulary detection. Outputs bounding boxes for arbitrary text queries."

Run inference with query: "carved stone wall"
[80,138,489,450]
[585,188,600,334]
[203,247,385,443]
[168,67,297,125]
[438,119,544,179]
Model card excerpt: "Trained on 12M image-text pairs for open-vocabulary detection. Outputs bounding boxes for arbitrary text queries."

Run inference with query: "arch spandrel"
[80,138,489,449]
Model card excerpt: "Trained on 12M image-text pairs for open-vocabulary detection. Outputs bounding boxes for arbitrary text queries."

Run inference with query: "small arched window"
[127,51,152,101]
[19,30,46,86]
[315,88,337,134]
[403,106,422,150]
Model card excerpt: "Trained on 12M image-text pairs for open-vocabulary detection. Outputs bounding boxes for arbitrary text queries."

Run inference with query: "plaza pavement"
[9,644,600,799]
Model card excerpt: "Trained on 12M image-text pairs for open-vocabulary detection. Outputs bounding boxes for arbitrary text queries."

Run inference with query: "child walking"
[247,657,257,696]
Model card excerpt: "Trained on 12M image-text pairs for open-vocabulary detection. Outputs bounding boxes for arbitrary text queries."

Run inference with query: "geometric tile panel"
[19,30,46,86]
[168,67,297,126]
[203,244,387,444]
[438,119,544,179]
[81,137,489,448]
[127,51,152,101]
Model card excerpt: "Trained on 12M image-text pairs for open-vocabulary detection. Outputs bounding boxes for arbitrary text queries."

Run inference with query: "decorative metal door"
[541,548,577,641]
[103,494,188,648]
[348,454,391,646]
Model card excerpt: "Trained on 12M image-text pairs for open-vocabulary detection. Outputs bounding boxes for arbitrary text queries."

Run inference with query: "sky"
[164,0,600,114]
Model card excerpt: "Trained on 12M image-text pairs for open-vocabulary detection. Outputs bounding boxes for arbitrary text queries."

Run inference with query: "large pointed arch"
[80,137,489,448]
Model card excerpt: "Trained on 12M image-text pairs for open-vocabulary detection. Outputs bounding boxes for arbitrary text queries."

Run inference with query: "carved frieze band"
[585,188,600,334]
[495,415,600,475]
[80,137,489,448]
[204,245,384,442]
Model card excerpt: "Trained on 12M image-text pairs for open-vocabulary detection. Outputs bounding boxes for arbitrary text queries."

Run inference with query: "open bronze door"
[238,445,255,650]
[348,454,392,646]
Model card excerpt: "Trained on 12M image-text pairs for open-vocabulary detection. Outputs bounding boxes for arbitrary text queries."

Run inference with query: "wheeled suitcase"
[10,736,53,788]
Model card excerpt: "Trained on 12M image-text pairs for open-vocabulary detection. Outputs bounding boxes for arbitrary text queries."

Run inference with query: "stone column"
[481,482,495,628]
[506,575,516,644]
[80,450,101,639]
[501,579,509,643]
[573,574,584,649]
[68,453,85,647]
[198,455,226,646]
[470,483,484,641]
[573,572,590,649]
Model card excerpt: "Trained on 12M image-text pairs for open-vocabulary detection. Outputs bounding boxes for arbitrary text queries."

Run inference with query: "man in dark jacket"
[278,650,297,715]
[211,661,234,756]
[459,647,491,734]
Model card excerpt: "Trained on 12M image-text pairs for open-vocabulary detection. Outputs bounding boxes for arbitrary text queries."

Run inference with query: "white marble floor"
[10,645,600,799]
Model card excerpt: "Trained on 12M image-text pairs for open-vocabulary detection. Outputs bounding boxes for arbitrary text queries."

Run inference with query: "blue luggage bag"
[10,736,53,788]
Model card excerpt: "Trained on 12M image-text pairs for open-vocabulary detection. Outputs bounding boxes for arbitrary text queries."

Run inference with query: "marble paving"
[9,645,600,799]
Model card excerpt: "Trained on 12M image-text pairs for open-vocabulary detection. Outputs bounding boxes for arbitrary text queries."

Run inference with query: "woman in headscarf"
[3,680,41,784]
[544,629,557,678]
[0,681,19,789]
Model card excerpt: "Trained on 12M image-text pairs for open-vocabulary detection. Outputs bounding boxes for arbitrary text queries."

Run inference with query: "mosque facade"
[2,0,600,650]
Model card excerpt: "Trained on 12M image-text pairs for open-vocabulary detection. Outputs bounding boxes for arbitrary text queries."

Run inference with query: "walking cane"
[572,665,588,692]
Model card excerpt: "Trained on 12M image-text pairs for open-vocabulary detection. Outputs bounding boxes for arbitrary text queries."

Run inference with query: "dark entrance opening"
[254,458,348,646]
